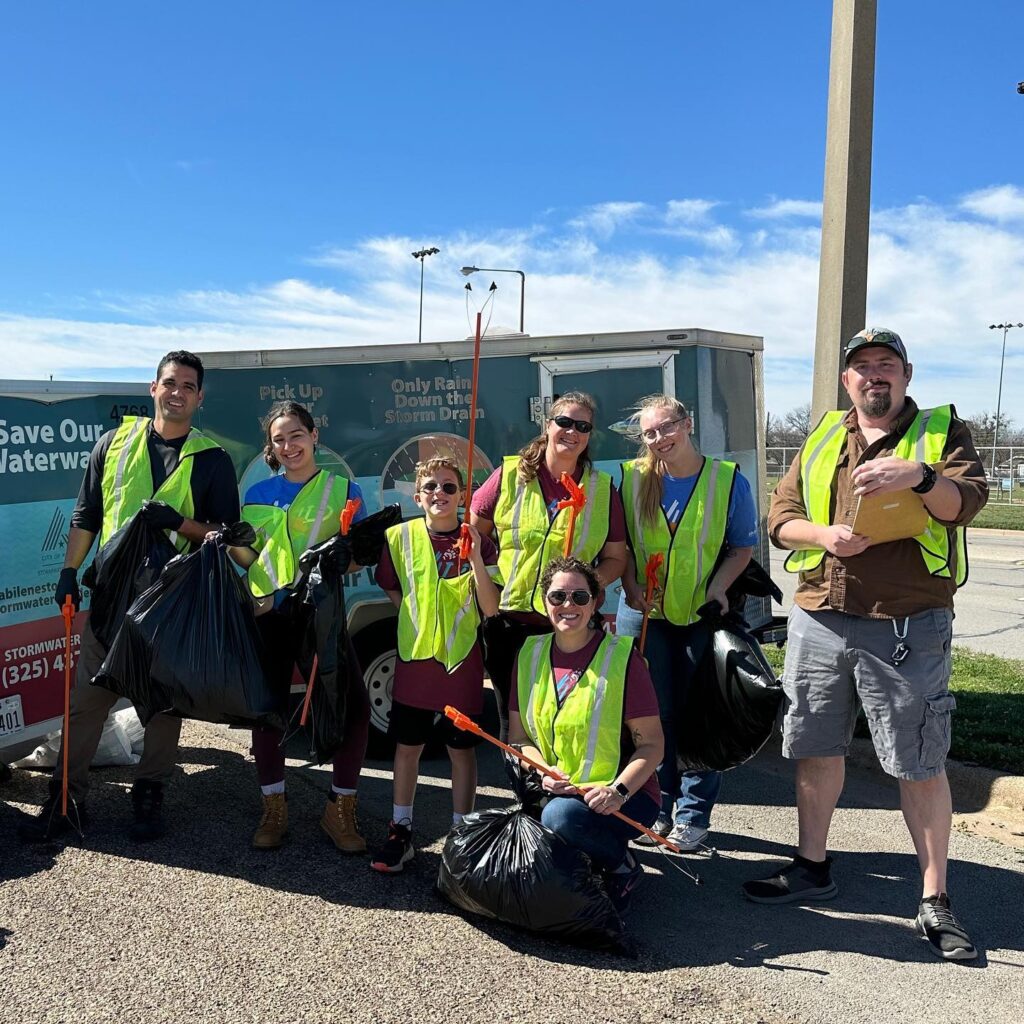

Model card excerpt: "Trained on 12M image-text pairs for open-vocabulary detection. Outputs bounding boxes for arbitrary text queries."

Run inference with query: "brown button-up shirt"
[768,398,988,618]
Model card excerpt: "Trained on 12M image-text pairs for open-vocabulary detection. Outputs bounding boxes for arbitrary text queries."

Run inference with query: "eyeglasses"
[640,418,683,443]
[550,415,593,434]
[545,589,593,607]
[418,480,460,495]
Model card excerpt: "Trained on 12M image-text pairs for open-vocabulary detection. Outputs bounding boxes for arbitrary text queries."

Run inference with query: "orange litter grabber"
[556,472,586,557]
[457,308,485,571]
[443,704,701,882]
[300,498,361,728]
[638,553,665,655]
[60,595,74,817]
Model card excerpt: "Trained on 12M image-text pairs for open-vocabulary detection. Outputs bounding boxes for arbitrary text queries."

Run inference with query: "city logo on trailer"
[39,507,67,566]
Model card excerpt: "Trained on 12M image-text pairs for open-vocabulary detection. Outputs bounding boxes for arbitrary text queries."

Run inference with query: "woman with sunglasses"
[227,400,372,854]
[508,556,663,913]
[619,394,758,852]
[471,392,628,740]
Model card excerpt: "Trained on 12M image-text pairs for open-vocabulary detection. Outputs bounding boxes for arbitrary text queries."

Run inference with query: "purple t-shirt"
[376,523,498,715]
[510,630,661,805]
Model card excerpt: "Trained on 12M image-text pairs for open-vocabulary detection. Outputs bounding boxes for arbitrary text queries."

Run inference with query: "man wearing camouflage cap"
[745,328,988,961]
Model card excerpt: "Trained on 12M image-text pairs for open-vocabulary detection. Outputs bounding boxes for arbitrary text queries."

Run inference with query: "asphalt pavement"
[768,528,1024,660]
[2,720,1022,1024]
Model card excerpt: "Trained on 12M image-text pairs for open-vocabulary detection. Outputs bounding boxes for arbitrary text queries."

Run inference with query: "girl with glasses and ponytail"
[619,394,758,852]
[471,392,628,741]
[507,556,663,914]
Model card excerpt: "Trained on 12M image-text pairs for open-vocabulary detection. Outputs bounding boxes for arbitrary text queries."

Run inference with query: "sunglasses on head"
[418,480,460,495]
[545,589,593,607]
[550,415,593,434]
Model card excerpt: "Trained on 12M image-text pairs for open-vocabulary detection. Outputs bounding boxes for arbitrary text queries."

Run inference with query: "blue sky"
[2,1,1023,417]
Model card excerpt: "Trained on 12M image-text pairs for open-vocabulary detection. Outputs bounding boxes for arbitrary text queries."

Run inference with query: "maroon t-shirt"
[509,630,661,805]
[472,461,626,627]
[376,523,498,715]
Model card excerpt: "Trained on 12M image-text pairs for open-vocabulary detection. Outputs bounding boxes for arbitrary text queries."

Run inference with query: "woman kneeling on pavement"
[507,556,663,912]
[227,400,372,853]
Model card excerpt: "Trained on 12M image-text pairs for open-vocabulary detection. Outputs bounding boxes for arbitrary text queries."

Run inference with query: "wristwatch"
[612,781,631,801]
[912,462,937,494]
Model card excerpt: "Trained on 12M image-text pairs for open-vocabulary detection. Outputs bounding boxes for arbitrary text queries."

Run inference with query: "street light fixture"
[412,247,440,343]
[987,322,1023,477]
[460,266,526,333]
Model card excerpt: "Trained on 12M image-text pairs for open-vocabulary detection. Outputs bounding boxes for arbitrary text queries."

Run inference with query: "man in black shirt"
[20,351,240,843]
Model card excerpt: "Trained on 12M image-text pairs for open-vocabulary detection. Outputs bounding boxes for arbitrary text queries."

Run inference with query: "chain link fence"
[766,446,1022,504]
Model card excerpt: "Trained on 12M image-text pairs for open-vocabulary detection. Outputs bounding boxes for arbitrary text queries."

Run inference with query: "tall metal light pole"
[460,266,526,333]
[412,247,440,343]
[988,322,1022,477]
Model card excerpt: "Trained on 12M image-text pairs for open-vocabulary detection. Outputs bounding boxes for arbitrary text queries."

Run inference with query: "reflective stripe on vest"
[785,405,967,586]
[493,456,612,615]
[516,631,631,787]
[99,417,221,551]
[386,519,480,673]
[620,458,736,626]
[243,471,351,598]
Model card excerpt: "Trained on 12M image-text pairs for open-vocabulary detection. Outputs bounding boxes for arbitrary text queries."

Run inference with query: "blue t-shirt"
[243,474,367,522]
[660,466,758,548]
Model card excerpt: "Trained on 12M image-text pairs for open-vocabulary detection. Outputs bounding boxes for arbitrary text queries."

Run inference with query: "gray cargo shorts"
[781,605,955,781]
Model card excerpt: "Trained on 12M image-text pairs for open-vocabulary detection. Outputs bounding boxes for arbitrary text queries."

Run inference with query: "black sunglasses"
[419,480,460,495]
[550,415,593,434]
[545,589,593,607]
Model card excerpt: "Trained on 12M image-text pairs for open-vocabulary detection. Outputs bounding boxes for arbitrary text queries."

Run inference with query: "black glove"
[55,567,81,613]
[140,499,184,532]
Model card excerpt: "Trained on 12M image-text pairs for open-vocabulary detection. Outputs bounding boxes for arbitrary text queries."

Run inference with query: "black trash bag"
[82,512,178,649]
[294,505,401,763]
[676,605,783,772]
[93,522,285,730]
[437,752,624,950]
[726,557,783,606]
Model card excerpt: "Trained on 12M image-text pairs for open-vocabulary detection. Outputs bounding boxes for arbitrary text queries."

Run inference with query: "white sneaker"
[666,822,708,851]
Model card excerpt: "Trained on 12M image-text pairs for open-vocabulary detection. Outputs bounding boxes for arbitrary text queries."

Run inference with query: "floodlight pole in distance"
[412,247,440,343]
[460,266,526,333]
[988,322,1022,476]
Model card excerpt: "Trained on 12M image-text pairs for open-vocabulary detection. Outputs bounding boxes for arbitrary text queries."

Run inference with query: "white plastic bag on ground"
[12,707,143,769]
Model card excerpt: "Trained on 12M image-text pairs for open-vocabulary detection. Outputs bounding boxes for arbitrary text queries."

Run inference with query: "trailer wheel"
[353,619,398,758]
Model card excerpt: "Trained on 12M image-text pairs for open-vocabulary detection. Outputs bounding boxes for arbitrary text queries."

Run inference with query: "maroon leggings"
[252,604,370,790]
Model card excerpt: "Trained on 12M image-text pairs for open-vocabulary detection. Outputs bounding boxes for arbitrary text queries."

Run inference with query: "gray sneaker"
[916,894,978,961]
[633,812,672,846]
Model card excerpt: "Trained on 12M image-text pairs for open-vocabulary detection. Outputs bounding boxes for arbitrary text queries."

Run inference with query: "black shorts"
[388,700,482,750]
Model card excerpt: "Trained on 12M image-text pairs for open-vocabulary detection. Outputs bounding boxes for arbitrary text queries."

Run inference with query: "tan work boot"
[320,793,367,853]
[253,792,288,849]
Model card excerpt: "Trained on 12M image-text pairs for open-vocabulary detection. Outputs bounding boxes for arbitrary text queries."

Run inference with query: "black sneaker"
[605,851,643,913]
[916,893,978,961]
[370,820,414,874]
[633,812,672,846]
[18,788,88,843]
[742,855,838,904]
[129,780,166,842]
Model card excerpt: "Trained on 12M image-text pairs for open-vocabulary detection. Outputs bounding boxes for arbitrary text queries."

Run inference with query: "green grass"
[971,503,1024,531]
[761,644,1024,775]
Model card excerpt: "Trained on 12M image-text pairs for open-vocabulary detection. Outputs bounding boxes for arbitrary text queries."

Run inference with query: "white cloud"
[747,198,823,220]
[665,199,719,224]
[4,194,1023,422]
[961,185,1024,223]
[567,201,648,237]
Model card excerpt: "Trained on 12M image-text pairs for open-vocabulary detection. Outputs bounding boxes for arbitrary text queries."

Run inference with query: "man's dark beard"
[862,389,892,418]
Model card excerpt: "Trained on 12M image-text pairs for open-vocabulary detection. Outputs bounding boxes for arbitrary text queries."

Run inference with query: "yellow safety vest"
[243,471,351,597]
[386,519,486,674]
[99,417,221,552]
[517,631,632,787]
[785,405,968,585]
[620,458,736,626]
[493,456,612,615]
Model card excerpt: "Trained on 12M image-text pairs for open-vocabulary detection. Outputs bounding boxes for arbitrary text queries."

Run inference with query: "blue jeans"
[540,792,660,870]
[642,617,722,828]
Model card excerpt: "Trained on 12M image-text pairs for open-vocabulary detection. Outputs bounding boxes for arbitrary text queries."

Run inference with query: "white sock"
[332,786,356,797]
[452,812,466,825]
[261,781,285,796]
[393,804,414,825]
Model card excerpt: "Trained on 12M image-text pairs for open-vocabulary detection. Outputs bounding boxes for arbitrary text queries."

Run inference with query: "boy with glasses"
[372,458,501,872]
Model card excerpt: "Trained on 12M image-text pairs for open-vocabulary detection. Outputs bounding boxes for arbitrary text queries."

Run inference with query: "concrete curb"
[969,526,1023,538]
